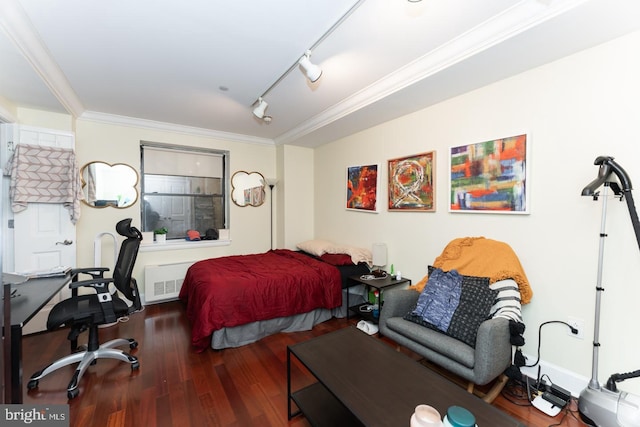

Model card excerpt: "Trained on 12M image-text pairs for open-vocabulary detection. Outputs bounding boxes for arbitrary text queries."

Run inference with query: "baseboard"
[519,352,590,398]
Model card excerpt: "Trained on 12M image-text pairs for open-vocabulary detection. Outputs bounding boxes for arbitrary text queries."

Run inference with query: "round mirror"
[80,162,139,208]
[231,171,266,207]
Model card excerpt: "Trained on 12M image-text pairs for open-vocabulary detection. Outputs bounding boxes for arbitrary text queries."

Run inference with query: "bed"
[179,247,370,351]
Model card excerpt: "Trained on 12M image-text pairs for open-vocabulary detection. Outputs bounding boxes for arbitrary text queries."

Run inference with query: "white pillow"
[296,239,335,257]
[327,245,372,265]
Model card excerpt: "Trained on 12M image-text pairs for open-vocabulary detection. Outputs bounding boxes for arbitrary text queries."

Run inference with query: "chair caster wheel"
[67,388,79,399]
[131,361,140,370]
[27,379,38,390]
[130,341,138,349]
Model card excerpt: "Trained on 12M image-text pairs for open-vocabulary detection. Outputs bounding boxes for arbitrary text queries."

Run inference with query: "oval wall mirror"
[80,162,139,208]
[231,171,265,207]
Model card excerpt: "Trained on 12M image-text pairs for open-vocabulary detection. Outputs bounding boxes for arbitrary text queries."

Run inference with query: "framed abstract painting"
[449,133,529,214]
[346,164,380,212]
[388,151,436,211]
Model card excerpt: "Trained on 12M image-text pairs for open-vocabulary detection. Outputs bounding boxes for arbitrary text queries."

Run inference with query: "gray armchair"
[379,288,512,402]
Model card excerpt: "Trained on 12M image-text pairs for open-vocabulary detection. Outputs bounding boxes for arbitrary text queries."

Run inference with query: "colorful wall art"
[449,134,528,214]
[388,151,436,211]
[346,164,379,212]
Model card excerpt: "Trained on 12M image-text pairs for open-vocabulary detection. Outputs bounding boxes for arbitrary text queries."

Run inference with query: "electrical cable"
[500,377,534,407]
[525,320,578,368]
[547,397,584,427]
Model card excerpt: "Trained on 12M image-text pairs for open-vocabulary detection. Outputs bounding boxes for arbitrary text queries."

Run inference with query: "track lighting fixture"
[298,50,322,83]
[252,97,272,123]
[249,0,365,122]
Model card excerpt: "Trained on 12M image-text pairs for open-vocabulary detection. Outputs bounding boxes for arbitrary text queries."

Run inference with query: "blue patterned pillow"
[404,267,497,347]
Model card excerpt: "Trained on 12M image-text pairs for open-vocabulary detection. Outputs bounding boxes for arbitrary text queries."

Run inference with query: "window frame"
[140,141,230,243]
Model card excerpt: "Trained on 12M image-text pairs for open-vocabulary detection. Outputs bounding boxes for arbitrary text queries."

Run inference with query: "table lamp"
[371,243,387,277]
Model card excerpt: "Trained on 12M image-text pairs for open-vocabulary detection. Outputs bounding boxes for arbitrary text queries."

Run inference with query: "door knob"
[56,240,73,245]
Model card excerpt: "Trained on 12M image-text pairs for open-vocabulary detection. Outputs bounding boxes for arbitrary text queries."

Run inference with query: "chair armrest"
[71,267,109,280]
[474,317,512,384]
[71,268,109,297]
[69,277,114,291]
[380,288,419,324]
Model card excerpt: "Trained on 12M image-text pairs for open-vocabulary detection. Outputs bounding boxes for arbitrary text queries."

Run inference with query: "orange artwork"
[346,164,379,212]
[388,151,436,211]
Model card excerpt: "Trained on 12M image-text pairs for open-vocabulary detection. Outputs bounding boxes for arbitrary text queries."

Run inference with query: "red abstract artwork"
[346,164,379,212]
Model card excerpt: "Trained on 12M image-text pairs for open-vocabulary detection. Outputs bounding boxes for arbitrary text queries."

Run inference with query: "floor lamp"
[267,178,278,249]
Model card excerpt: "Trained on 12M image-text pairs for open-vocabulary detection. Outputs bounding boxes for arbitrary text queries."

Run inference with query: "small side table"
[346,274,411,323]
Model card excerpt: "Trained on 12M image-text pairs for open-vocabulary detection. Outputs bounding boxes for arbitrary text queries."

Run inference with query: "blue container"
[443,406,475,427]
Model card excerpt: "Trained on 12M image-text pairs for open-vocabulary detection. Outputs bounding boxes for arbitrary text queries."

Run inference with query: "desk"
[4,274,71,403]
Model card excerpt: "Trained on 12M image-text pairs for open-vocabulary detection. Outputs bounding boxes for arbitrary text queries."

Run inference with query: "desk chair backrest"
[113,218,142,311]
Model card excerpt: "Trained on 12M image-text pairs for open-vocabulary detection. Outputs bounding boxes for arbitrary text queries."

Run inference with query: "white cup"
[410,404,443,427]
[396,271,402,280]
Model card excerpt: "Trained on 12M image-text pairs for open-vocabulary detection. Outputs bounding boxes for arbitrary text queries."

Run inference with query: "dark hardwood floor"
[21,301,587,427]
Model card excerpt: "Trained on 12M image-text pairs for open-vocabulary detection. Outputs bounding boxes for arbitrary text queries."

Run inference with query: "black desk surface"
[7,274,71,327]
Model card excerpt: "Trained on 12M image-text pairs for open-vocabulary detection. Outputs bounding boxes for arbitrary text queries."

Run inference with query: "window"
[140,142,229,240]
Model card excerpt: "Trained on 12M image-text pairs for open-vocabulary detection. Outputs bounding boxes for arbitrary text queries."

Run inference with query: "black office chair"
[28,218,143,399]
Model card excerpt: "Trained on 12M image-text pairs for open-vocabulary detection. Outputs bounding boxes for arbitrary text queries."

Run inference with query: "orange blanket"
[413,237,533,304]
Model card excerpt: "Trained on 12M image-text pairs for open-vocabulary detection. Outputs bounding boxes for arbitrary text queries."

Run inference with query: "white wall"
[314,30,640,394]
[280,144,315,249]
[72,119,277,282]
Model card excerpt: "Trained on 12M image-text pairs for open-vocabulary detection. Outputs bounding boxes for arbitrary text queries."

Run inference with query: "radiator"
[144,262,194,304]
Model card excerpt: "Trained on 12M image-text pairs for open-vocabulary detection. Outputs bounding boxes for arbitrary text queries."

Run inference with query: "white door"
[10,125,77,334]
[14,204,76,272]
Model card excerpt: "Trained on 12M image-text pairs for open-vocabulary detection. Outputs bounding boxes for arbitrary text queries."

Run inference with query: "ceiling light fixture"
[252,97,272,123]
[250,0,365,122]
[298,50,322,83]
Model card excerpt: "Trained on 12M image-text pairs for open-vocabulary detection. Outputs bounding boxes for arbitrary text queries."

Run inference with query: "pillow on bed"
[296,239,335,257]
[326,245,372,265]
[319,253,354,266]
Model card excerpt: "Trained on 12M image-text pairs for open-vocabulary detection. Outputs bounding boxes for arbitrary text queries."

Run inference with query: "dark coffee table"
[287,327,525,427]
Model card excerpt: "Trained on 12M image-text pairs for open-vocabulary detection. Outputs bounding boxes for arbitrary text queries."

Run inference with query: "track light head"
[252,97,272,122]
[299,51,322,83]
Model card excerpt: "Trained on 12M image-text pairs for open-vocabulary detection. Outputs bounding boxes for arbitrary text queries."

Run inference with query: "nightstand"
[346,274,411,323]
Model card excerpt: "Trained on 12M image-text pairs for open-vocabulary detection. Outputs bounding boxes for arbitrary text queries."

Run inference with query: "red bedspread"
[179,249,343,351]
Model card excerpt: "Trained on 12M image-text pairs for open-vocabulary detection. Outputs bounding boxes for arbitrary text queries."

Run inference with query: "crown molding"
[0,0,84,118]
[80,111,275,146]
[275,0,588,145]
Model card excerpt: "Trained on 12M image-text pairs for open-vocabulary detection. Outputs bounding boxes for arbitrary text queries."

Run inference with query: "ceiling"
[0,0,639,148]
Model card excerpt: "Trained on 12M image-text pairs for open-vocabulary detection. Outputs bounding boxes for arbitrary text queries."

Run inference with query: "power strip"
[543,391,567,408]
[532,395,562,417]
[550,383,572,402]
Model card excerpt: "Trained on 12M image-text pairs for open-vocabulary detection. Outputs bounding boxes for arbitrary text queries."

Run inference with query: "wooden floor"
[21,301,587,427]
